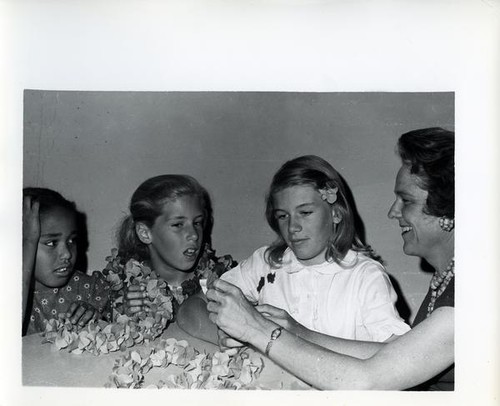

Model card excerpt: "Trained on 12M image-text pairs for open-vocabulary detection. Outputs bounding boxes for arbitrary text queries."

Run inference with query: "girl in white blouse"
[179,155,408,344]
[219,155,409,342]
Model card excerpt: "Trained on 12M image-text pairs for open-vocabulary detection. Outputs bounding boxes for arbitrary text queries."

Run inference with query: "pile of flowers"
[106,338,264,389]
[41,244,237,356]
[39,244,262,389]
[42,315,149,355]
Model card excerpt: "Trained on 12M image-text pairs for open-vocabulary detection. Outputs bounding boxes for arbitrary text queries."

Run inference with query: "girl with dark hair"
[23,188,112,336]
[218,155,409,342]
[206,128,455,390]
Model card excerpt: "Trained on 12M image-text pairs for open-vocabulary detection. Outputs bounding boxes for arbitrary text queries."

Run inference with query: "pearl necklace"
[426,258,454,317]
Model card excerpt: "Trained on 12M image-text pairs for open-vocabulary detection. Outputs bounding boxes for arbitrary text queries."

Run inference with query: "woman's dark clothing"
[411,277,454,391]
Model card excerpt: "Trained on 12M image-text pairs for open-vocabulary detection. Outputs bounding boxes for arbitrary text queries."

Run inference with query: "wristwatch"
[265,326,283,356]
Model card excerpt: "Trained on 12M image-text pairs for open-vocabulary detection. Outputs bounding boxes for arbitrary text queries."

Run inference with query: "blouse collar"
[281,248,358,275]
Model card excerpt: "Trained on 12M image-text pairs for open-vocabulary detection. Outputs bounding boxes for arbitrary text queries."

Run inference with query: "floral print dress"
[26,271,112,335]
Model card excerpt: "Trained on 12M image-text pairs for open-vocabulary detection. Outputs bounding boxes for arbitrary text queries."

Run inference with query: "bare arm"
[22,196,40,325]
[256,304,384,359]
[207,279,454,390]
[176,292,219,345]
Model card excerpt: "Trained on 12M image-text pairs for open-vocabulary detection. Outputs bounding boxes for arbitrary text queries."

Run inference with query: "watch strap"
[265,326,283,356]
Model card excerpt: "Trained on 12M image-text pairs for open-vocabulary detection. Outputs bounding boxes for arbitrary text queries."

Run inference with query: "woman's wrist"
[245,314,279,353]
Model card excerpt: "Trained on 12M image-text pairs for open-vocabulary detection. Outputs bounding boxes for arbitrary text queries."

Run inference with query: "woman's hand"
[124,284,150,315]
[206,279,271,344]
[66,302,98,327]
[256,304,306,335]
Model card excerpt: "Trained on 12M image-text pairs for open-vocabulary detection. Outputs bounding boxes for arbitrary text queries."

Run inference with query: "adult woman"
[206,127,455,390]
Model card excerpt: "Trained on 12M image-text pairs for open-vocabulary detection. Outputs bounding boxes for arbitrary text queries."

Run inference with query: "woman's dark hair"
[265,155,377,268]
[398,127,455,218]
[23,187,77,216]
[117,174,213,262]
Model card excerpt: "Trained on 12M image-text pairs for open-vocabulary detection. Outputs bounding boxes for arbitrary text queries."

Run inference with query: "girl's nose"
[186,224,200,241]
[288,217,302,233]
[59,243,73,260]
[387,200,401,219]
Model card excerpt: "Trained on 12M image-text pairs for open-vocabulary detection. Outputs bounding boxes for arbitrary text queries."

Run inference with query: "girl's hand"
[23,196,41,244]
[124,284,150,315]
[66,302,98,327]
[206,279,269,344]
[217,327,244,351]
[256,304,304,334]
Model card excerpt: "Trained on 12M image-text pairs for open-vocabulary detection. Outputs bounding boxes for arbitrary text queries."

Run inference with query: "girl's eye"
[44,240,56,247]
[300,211,313,216]
[275,213,288,221]
[67,237,77,246]
[194,220,204,228]
[172,223,183,228]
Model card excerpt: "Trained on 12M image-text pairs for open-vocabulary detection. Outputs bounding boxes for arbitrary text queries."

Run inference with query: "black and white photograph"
[2,1,499,405]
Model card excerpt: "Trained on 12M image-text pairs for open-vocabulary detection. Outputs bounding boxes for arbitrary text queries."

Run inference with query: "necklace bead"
[426,259,454,317]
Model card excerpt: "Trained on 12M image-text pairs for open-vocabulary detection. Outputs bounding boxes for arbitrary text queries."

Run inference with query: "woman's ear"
[135,222,152,244]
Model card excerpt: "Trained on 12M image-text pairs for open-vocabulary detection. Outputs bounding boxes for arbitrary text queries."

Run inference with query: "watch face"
[271,327,282,340]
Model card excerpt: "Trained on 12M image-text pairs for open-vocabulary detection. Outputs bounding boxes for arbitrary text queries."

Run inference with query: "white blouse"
[221,246,410,342]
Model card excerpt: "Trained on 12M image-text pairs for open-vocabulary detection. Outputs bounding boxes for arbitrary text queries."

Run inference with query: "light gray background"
[24,91,454,320]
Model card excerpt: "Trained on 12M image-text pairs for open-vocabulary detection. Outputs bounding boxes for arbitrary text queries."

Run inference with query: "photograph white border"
[2,1,499,405]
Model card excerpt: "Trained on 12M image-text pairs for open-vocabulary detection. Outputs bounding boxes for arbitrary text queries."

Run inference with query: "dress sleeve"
[220,247,268,304]
[356,262,411,342]
[89,271,113,321]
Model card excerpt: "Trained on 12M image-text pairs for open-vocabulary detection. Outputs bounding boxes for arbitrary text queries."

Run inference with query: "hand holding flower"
[124,284,151,315]
[66,301,98,327]
[206,279,275,346]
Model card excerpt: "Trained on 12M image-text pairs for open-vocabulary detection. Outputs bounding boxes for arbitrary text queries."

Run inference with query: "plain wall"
[23,91,454,320]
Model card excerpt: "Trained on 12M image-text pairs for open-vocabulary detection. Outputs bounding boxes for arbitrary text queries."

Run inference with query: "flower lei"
[105,338,265,389]
[41,243,237,356]
[40,244,265,389]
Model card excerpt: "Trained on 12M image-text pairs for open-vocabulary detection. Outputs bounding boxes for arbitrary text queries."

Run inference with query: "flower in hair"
[318,186,338,204]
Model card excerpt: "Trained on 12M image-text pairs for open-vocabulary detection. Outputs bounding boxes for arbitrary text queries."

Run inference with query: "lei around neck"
[41,243,237,356]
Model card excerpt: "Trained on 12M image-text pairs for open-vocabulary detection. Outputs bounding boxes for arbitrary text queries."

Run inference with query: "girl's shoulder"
[239,246,272,269]
[341,250,386,276]
[243,246,270,261]
[68,270,111,288]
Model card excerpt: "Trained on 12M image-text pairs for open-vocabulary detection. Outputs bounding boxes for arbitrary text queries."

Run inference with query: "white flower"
[84,283,90,289]
[41,298,48,305]
[34,307,40,313]
[66,286,72,291]
[58,298,65,304]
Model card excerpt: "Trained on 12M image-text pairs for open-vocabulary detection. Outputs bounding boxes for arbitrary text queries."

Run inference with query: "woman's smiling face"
[388,165,446,262]
[273,185,334,266]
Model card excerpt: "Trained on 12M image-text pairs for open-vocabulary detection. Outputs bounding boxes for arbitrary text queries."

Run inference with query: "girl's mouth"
[290,238,308,247]
[183,248,199,258]
[54,266,72,276]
